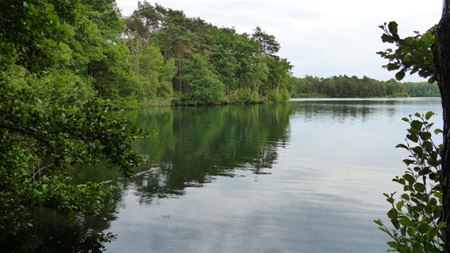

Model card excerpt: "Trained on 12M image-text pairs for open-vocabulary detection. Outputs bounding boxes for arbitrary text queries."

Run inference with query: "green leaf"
[395,70,405,80]
[387,196,395,204]
[387,208,398,220]
[412,243,423,253]
[423,141,433,152]
[396,200,404,210]
[401,193,410,200]
[418,223,429,234]
[403,174,415,184]
[387,241,398,248]
[425,111,434,120]
[418,132,431,141]
[386,63,399,71]
[438,222,447,230]
[414,183,426,192]
[373,219,383,226]
[406,133,418,142]
[403,159,415,166]
[399,216,413,226]
[412,146,423,156]
[410,120,423,130]
[381,34,395,43]
[395,144,408,149]
[388,21,398,35]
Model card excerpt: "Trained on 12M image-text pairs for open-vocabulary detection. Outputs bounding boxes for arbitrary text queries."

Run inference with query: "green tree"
[182,54,225,105]
[252,26,281,56]
[265,56,292,101]
[131,43,176,99]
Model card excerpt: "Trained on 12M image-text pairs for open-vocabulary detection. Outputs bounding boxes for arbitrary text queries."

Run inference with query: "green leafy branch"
[377,22,436,82]
[375,112,444,253]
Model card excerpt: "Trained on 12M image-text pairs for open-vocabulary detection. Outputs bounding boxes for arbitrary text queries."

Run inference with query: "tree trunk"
[435,1,450,252]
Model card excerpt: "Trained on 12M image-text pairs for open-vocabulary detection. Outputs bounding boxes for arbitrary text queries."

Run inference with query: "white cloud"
[116,0,441,81]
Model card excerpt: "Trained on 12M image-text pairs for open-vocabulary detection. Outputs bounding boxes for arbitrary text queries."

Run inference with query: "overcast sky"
[116,0,441,81]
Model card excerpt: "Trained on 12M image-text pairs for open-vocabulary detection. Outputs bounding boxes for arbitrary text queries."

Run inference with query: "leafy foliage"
[180,54,225,105]
[130,43,177,99]
[0,65,141,251]
[0,0,141,251]
[377,22,436,82]
[374,112,444,252]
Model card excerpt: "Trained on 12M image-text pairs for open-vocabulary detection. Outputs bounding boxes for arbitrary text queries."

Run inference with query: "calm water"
[102,98,442,253]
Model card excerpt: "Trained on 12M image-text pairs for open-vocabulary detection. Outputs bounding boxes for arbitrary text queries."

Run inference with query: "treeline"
[125,2,292,105]
[290,76,440,98]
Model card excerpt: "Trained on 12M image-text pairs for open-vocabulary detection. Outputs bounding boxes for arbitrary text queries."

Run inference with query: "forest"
[125,3,292,105]
[290,75,440,98]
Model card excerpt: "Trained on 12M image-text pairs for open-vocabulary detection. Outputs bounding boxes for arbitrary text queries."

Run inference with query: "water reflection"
[127,104,292,203]
[104,98,441,253]
[2,207,116,253]
[31,103,292,253]
[31,98,442,252]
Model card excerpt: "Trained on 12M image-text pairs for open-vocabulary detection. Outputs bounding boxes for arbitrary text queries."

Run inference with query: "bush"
[228,88,260,104]
[267,87,290,102]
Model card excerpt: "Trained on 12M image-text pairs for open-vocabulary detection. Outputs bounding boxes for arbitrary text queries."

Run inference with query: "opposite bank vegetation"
[291,76,439,98]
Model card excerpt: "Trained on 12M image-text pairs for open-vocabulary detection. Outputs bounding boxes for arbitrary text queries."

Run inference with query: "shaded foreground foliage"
[375,112,444,252]
[377,6,450,249]
[0,0,140,251]
[0,68,140,251]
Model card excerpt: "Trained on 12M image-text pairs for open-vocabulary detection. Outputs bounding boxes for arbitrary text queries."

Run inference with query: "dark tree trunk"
[435,1,450,252]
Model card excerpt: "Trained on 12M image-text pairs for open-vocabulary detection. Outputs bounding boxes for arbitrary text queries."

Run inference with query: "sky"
[116,0,441,81]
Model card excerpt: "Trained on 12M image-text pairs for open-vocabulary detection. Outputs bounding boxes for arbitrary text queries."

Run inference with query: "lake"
[102,98,442,253]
